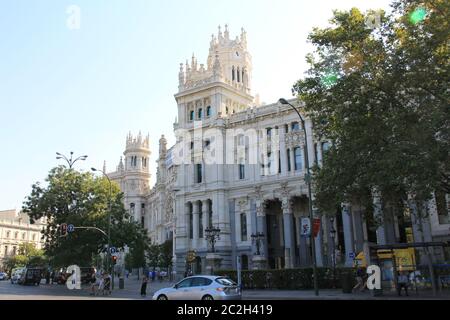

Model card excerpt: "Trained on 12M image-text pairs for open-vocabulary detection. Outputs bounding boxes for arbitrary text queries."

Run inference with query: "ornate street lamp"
[205,226,221,253]
[251,232,265,256]
[56,151,88,169]
[330,217,337,288]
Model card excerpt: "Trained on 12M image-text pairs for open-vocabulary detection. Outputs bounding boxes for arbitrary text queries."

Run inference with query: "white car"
[0,272,8,280]
[153,275,241,300]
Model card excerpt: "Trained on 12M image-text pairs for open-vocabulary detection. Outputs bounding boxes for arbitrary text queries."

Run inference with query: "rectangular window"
[436,191,449,224]
[199,212,203,238]
[285,124,289,133]
[287,149,291,171]
[278,150,281,174]
[291,122,300,131]
[239,164,245,180]
[208,210,213,228]
[294,147,302,171]
[141,216,145,228]
[195,164,203,183]
[240,213,247,241]
[189,214,193,239]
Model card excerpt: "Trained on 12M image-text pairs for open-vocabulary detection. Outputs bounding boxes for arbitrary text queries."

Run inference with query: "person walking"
[352,267,366,292]
[151,270,156,282]
[140,276,148,297]
[397,272,409,296]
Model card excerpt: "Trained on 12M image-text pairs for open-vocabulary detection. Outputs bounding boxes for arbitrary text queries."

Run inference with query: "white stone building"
[0,210,46,269]
[109,25,450,277]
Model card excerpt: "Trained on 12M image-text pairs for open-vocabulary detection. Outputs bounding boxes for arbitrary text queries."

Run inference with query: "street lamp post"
[279,98,319,296]
[329,217,337,288]
[91,167,113,290]
[56,152,88,169]
[205,226,221,253]
[251,232,265,256]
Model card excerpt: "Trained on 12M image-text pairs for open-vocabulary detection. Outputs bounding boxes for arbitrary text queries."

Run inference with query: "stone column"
[192,201,200,247]
[282,198,295,269]
[341,203,355,267]
[202,200,210,248]
[253,200,268,270]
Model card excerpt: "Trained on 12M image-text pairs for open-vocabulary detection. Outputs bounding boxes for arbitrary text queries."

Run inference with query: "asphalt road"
[0,278,448,300]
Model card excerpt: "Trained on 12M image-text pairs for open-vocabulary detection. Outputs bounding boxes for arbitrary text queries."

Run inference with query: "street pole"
[279,98,319,296]
[92,167,113,290]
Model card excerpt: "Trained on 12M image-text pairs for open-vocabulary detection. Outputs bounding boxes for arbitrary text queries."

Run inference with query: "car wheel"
[157,294,168,301]
[202,295,214,301]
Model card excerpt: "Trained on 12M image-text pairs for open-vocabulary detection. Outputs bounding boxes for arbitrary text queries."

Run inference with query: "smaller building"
[0,209,46,269]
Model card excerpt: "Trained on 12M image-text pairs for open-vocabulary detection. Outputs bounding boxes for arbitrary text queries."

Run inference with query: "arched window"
[240,213,247,241]
[32,234,36,241]
[14,232,18,239]
[6,231,10,238]
[206,106,211,117]
[130,203,135,216]
[294,147,303,171]
[189,110,194,121]
[198,108,203,119]
[22,233,26,240]
[242,69,245,83]
[291,122,300,131]
[237,67,240,82]
[232,66,235,81]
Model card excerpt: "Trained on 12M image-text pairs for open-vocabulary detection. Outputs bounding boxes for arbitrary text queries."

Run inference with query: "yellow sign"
[353,248,416,271]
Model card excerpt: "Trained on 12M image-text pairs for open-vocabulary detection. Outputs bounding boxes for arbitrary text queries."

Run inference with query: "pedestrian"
[397,272,409,296]
[352,267,366,292]
[45,271,50,285]
[125,269,129,279]
[103,273,111,296]
[266,272,272,289]
[140,276,148,297]
[50,271,54,284]
[151,270,156,282]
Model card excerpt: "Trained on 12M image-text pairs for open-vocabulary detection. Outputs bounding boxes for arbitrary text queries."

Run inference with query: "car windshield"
[215,277,236,286]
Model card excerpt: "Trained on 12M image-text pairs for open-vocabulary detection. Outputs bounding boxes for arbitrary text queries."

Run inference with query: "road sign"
[109,247,117,254]
[67,224,75,233]
[349,252,356,259]
[300,218,311,237]
[313,218,321,238]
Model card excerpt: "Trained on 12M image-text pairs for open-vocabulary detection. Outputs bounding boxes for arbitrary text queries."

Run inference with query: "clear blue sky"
[0,0,392,210]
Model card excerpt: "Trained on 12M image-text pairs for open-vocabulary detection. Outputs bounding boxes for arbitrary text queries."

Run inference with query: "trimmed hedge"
[216,267,356,289]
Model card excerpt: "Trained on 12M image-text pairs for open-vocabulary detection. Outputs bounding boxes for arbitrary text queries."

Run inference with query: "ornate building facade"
[110,25,450,277]
[0,210,46,269]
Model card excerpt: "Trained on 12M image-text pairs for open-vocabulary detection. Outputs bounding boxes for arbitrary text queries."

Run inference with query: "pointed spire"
[224,24,229,40]
[240,27,247,47]
[218,25,223,41]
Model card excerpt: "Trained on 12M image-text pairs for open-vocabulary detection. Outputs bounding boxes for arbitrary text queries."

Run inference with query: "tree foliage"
[292,0,449,213]
[22,166,151,267]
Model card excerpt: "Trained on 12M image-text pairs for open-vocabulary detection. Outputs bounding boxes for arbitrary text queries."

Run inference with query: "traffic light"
[60,223,68,237]
[111,255,117,265]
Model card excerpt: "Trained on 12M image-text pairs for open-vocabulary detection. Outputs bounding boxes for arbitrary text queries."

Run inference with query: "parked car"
[10,268,25,284]
[153,275,241,300]
[0,272,8,280]
[18,268,43,285]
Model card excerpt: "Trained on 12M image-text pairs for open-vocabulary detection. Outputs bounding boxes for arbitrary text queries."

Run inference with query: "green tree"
[292,0,449,215]
[158,240,173,270]
[22,166,151,268]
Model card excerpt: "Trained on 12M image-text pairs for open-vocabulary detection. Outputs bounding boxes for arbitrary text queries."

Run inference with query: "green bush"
[216,267,355,289]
